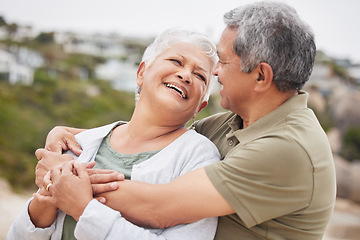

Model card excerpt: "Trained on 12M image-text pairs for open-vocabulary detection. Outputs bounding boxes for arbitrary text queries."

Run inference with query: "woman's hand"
[35,161,93,221]
[28,185,59,228]
[35,149,74,189]
[45,126,84,155]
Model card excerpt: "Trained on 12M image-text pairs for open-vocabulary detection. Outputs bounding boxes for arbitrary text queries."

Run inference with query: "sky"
[1,0,359,63]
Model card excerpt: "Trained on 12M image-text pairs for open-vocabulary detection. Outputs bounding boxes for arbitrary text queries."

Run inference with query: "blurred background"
[0,0,359,239]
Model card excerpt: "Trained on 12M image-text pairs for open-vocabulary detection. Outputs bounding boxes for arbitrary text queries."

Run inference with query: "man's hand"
[88,168,124,197]
[45,126,83,156]
[35,149,74,189]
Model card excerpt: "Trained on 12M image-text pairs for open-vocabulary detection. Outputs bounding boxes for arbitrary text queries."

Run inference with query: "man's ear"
[254,62,273,92]
[136,62,146,86]
[196,101,208,113]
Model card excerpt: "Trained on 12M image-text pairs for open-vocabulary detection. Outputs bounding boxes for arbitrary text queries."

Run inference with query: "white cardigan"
[7,122,220,240]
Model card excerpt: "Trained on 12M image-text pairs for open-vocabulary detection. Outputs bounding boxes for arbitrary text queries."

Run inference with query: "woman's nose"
[176,70,191,84]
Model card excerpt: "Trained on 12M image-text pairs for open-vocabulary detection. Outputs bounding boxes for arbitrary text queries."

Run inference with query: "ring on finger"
[46,182,53,191]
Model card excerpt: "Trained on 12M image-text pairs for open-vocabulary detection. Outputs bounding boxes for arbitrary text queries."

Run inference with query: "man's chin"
[220,99,230,111]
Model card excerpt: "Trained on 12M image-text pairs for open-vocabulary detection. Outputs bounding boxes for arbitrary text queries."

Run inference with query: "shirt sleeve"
[75,199,217,240]
[6,198,57,240]
[179,131,221,174]
[205,136,314,228]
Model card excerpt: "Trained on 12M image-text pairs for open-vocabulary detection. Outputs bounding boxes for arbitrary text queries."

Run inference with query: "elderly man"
[32,1,336,239]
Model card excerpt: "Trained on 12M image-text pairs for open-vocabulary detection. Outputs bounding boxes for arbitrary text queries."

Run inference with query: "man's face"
[213,27,255,115]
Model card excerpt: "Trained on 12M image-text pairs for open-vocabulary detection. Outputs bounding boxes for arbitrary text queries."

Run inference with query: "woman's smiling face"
[136,42,212,124]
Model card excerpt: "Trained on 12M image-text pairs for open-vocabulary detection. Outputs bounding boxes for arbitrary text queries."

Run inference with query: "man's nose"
[212,62,219,76]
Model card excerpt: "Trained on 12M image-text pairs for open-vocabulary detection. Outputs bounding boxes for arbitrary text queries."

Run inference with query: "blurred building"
[0,48,41,85]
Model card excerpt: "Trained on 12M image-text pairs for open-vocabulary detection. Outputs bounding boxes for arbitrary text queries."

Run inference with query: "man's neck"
[241,90,298,129]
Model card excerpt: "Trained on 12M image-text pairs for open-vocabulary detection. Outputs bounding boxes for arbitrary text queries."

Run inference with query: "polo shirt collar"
[226,91,309,143]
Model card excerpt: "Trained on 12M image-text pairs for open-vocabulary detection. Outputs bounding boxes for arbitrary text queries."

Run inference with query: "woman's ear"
[136,62,146,86]
[196,101,208,113]
[254,62,273,92]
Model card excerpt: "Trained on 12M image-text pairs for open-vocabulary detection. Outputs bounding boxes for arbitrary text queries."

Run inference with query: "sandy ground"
[1,178,360,240]
[0,179,33,240]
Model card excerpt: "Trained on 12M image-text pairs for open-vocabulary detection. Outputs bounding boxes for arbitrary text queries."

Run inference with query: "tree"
[35,32,55,44]
[342,126,360,161]
[0,16,7,27]
[6,23,18,39]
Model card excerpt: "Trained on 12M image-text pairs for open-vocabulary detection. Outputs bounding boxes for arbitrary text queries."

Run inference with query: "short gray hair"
[224,1,316,92]
[136,28,217,101]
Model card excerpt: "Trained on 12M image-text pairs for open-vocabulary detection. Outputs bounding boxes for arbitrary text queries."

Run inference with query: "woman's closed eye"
[168,58,182,66]
[194,73,206,83]
[168,58,207,83]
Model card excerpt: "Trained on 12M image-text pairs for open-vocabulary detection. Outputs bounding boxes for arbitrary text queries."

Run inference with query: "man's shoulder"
[193,111,235,137]
[196,111,235,128]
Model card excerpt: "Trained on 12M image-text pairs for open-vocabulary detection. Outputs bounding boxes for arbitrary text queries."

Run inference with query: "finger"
[85,161,96,169]
[87,168,118,176]
[62,153,75,162]
[45,142,64,154]
[92,182,119,195]
[35,167,47,188]
[74,160,88,178]
[43,171,52,187]
[49,165,62,183]
[61,161,75,176]
[37,187,52,196]
[66,139,82,156]
[35,148,46,161]
[94,196,107,204]
[90,172,124,184]
[33,192,55,205]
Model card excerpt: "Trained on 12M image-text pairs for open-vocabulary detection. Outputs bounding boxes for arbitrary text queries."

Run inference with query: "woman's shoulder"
[178,130,220,156]
[75,121,125,146]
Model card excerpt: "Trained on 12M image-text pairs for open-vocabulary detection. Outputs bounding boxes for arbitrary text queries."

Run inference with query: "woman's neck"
[110,106,188,154]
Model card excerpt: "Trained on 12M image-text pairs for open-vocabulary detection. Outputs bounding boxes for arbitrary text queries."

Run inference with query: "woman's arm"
[28,189,58,228]
[6,188,59,240]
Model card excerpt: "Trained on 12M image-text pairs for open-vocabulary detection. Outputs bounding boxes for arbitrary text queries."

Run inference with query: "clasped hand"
[34,149,124,221]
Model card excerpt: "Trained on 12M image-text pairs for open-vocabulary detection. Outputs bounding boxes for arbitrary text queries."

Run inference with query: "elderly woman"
[7,28,219,240]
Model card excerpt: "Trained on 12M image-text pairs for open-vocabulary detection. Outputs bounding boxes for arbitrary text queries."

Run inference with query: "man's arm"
[97,167,234,229]
[45,126,86,155]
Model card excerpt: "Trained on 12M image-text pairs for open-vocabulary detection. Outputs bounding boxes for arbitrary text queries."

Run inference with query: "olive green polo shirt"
[194,91,336,240]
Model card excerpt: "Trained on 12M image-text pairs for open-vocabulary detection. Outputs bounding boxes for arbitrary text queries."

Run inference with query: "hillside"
[0,77,135,190]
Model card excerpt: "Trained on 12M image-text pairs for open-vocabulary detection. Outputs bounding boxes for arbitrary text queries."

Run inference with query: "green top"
[195,91,336,240]
[62,127,160,240]
[94,131,161,179]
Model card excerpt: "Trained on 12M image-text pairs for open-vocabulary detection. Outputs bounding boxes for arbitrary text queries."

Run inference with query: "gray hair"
[136,28,217,102]
[224,1,316,92]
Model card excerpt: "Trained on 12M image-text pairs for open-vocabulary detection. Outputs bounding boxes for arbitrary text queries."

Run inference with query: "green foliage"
[35,32,55,44]
[63,53,106,78]
[330,62,348,79]
[0,76,135,191]
[0,16,7,27]
[309,104,334,133]
[341,126,360,162]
